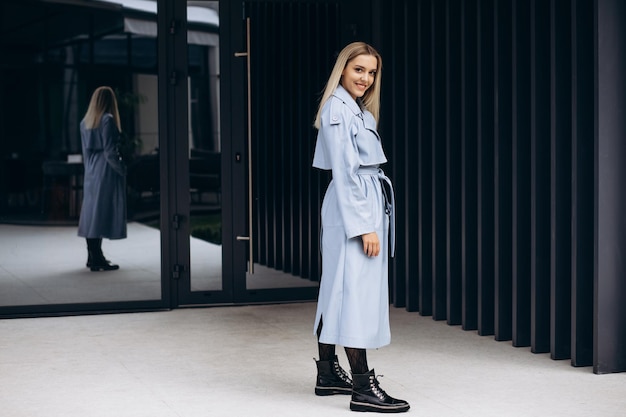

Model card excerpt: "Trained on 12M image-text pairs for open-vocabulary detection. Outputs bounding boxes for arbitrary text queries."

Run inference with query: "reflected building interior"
[0,0,224,308]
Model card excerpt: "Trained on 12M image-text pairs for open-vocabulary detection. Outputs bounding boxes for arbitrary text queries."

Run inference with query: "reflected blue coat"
[312,85,392,349]
[77,113,127,239]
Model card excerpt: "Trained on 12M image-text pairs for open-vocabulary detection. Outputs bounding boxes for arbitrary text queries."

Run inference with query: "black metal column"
[594,0,626,374]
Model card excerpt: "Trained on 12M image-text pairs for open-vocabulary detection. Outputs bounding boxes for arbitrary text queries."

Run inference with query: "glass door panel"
[187,1,224,295]
[0,0,163,313]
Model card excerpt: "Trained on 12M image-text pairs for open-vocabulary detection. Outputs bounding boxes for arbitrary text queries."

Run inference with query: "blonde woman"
[77,86,127,271]
[312,42,409,413]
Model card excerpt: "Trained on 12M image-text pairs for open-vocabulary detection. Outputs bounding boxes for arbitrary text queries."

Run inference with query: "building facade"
[0,0,624,374]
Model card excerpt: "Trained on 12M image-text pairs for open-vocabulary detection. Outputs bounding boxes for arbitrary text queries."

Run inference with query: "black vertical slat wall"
[377,0,619,372]
[246,0,339,281]
[242,0,623,373]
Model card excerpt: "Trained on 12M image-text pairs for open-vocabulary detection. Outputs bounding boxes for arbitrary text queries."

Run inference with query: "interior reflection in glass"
[0,0,219,306]
[187,1,223,292]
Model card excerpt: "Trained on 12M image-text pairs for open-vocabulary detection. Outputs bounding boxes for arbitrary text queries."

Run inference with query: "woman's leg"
[316,317,336,361]
[86,238,99,267]
[314,317,352,396]
[346,347,410,413]
[344,347,369,374]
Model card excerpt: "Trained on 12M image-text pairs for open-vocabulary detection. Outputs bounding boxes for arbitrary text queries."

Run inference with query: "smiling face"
[340,54,378,100]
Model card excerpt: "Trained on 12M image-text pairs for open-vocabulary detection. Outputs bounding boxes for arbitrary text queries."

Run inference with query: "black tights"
[86,238,102,254]
[317,317,369,374]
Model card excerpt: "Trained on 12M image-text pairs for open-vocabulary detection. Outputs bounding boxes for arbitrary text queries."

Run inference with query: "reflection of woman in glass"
[78,86,127,271]
[312,42,409,413]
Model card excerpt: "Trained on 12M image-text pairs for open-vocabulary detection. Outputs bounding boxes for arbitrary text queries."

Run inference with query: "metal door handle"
[234,17,254,274]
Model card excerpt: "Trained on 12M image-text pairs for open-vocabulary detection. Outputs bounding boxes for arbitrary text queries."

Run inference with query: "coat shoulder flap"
[328,96,346,126]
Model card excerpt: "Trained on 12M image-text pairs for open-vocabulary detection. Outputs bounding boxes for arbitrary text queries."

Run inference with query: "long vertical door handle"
[234,18,254,274]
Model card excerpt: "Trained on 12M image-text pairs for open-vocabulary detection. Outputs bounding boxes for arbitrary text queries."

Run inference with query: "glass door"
[177,0,340,306]
[0,0,164,317]
[174,1,231,306]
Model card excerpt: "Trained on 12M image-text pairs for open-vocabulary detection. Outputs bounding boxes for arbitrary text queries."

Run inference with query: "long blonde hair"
[83,86,122,131]
[314,42,383,129]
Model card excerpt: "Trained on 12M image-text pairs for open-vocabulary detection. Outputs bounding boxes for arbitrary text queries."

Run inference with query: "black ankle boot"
[86,238,119,271]
[315,356,352,396]
[90,258,119,272]
[89,253,119,272]
[350,369,409,413]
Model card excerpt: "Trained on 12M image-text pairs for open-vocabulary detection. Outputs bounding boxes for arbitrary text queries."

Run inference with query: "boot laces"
[333,361,352,383]
[369,374,389,400]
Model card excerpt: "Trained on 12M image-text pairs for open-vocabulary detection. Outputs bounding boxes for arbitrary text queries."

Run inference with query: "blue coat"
[312,85,393,349]
[77,113,127,239]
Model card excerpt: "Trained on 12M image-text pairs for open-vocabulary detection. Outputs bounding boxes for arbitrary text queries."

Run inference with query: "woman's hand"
[361,232,380,257]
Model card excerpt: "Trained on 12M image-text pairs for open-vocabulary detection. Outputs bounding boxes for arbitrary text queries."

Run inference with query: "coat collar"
[332,84,364,116]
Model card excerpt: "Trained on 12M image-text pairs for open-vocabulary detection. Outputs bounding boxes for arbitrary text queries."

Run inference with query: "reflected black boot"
[315,356,352,396]
[87,238,119,271]
[350,370,409,413]
[86,238,99,268]
[89,255,119,272]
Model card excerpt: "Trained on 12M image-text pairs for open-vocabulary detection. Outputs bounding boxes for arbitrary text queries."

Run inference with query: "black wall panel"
[246,0,339,281]
[431,0,448,321]
[477,0,495,337]
[494,0,513,342]
[570,0,594,367]
[511,0,532,348]
[550,0,572,361]
[530,0,551,354]
[594,0,626,374]
[418,0,433,316]
[377,0,624,373]
[461,0,479,331]
[445,0,463,326]
[243,0,624,373]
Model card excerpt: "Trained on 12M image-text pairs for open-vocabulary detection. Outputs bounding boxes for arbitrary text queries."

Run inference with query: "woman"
[77,86,127,271]
[312,42,409,413]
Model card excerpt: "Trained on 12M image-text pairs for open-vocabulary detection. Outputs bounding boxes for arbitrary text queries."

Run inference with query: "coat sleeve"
[101,115,126,176]
[320,103,375,239]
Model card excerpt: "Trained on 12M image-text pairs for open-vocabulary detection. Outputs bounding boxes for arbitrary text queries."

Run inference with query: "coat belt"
[357,166,396,257]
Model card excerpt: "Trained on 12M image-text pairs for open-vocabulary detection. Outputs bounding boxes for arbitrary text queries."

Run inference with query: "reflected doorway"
[0,0,167,312]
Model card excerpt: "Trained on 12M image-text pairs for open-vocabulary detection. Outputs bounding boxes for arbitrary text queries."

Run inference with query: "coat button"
[332,116,338,121]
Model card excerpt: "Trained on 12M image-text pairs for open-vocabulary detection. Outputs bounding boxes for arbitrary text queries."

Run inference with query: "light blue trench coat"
[312,85,394,349]
[77,113,127,239]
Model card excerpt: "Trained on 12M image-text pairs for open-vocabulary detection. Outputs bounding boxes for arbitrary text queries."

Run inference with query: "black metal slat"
[431,0,447,321]
[418,0,433,316]
[275,1,285,271]
[405,0,420,312]
[477,0,495,336]
[530,0,551,353]
[461,0,478,331]
[445,0,463,326]
[570,0,593,367]
[593,0,626,374]
[385,0,408,307]
[494,0,513,342]
[512,0,532,348]
[550,0,572,360]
